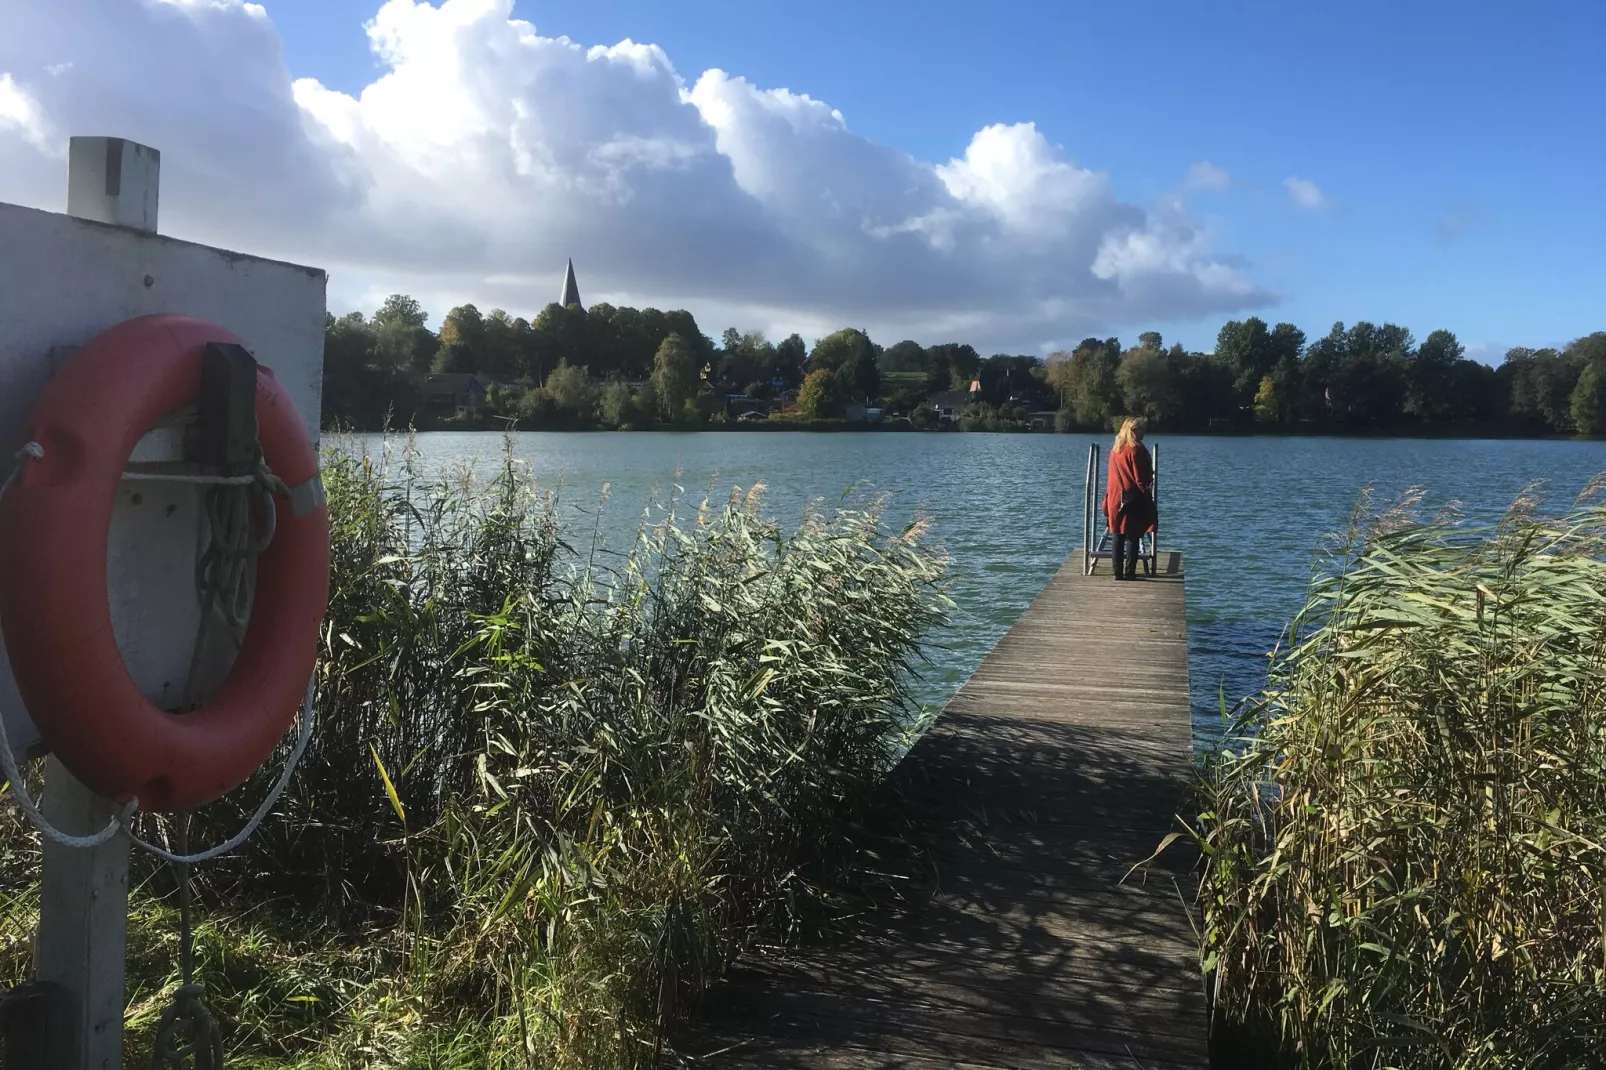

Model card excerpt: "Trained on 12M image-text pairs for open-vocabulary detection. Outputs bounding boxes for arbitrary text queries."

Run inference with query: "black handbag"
[1117,488,1148,518]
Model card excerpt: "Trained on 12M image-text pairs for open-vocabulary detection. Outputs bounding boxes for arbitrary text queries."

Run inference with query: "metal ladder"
[1082,441,1159,576]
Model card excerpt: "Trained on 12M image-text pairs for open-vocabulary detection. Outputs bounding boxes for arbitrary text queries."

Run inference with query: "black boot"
[1112,538,1126,580]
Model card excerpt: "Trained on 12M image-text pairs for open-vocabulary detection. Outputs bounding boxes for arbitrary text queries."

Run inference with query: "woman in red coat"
[1103,416,1156,580]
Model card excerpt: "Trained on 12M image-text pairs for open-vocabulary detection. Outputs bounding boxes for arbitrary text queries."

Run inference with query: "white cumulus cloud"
[1284,176,1328,210]
[0,0,1275,351]
[1184,160,1229,193]
[0,72,56,155]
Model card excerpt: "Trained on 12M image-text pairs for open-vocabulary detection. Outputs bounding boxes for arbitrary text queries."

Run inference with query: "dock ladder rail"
[1082,441,1159,576]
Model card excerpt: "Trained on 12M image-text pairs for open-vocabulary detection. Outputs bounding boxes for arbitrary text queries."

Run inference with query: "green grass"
[1194,483,1606,1068]
[1,433,948,1068]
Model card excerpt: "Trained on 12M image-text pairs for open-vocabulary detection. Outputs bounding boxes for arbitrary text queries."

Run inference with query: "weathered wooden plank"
[932,865,1196,904]
[684,992,1202,1069]
[679,1037,1176,1070]
[823,900,1200,965]
[697,986,1203,1061]
[727,952,1205,1008]
[675,554,1205,1067]
[912,718,1188,754]
[730,936,1205,996]
[839,854,1196,909]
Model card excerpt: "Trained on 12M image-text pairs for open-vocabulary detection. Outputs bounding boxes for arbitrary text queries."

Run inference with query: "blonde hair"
[1113,416,1146,451]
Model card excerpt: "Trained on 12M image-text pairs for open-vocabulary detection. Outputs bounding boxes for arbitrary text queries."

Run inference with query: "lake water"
[340,432,1606,745]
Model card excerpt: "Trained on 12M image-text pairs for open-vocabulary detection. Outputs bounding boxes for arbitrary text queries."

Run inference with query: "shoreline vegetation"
[0,437,949,1067]
[322,293,1606,439]
[360,415,1604,442]
[1193,483,1606,1067]
[5,437,1604,1067]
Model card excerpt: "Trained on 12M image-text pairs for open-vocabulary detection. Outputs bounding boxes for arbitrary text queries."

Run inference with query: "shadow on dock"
[671,555,1207,1069]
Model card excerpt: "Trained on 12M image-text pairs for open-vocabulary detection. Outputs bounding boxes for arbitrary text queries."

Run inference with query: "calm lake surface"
[341,432,1606,745]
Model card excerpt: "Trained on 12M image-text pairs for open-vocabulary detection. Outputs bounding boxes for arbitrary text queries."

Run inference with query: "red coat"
[1103,444,1156,536]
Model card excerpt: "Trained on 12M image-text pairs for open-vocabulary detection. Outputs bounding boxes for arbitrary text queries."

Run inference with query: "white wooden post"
[33,136,164,1070]
[66,137,160,233]
[36,761,130,1070]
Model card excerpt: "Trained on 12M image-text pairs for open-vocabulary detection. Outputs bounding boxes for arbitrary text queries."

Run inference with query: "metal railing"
[1082,441,1158,576]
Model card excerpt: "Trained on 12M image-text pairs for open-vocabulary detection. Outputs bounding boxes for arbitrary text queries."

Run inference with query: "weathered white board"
[0,197,327,759]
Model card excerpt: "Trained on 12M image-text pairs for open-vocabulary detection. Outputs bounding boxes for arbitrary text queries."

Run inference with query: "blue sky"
[3,0,1599,358]
[261,0,1604,358]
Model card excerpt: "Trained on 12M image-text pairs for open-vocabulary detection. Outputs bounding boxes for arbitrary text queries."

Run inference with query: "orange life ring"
[0,314,330,812]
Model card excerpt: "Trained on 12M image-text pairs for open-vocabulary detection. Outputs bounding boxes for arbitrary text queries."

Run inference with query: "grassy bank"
[1,437,947,1067]
[1194,485,1606,1068]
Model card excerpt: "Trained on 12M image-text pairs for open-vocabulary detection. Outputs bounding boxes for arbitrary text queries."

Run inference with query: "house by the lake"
[422,372,502,417]
[928,389,972,423]
[845,403,884,424]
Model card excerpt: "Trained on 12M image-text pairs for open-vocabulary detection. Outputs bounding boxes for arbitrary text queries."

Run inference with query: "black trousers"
[1112,533,1143,578]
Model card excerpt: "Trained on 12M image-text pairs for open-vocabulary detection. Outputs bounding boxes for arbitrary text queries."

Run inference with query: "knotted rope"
[151,984,223,1070]
[150,815,224,1070]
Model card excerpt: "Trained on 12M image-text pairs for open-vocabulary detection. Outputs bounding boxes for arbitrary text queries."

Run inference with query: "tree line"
[321,293,1606,436]
[322,294,730,428]
[1049,322,1606,436]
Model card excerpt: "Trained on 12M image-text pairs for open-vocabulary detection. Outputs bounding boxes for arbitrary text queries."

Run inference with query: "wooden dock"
[675,551,1206,1069]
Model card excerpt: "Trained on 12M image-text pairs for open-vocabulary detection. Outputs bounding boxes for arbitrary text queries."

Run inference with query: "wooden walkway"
[674,551,1205,1069]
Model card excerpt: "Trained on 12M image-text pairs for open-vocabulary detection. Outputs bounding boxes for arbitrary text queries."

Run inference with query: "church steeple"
[559,258,582,310]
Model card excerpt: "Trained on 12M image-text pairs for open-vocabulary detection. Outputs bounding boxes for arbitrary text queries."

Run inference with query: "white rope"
[122,471,257,486]
[121,463,290,496]
[0,683,314,858]
[190,463,280,636]
[0,701,136,848]
[0,441,316,861]
[122,465,284,558]
[127,681,316,865]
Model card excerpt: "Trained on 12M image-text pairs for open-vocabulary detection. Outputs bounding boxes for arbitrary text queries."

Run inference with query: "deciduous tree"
[368,294,435,373]
[437,304,487,369]
[1118,345,1180,424]
[373,293,427,331]
[1058,338,1122,428]
[809,328,882,403]
[543,361,597,423]
[881,340,928,373]
[797,367,845,419]
[775,334,807,390]
[651,333,699,421]
[1571,363,1606,435]
[1504,347,1576,431]
[432,342,476,374]
[1405,328,1465,422]
[926,342,982,393]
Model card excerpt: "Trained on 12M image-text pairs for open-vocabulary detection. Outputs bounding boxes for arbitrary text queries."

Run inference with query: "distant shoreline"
[328,418,1593,443]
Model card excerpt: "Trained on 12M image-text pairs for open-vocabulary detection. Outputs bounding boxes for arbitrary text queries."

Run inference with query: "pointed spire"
[559,258,582,310]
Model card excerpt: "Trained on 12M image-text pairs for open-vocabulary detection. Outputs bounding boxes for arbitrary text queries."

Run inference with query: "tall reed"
[2,435,947,1068]
[1195,485,1606,1068]
[191,438,569,915]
